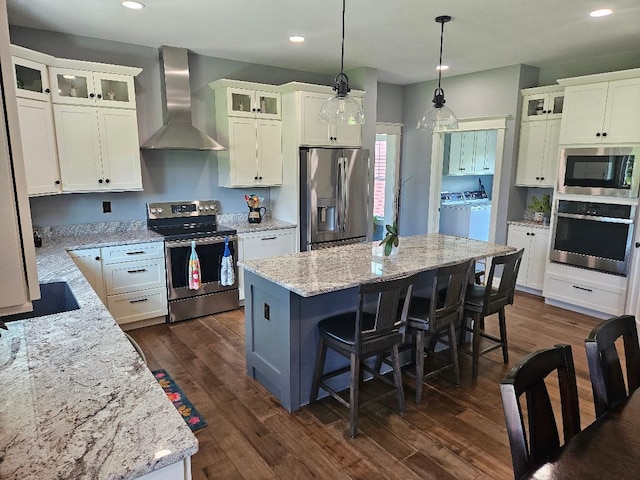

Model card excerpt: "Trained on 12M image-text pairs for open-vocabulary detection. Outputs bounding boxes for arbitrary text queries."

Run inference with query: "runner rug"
[152,368,207,432]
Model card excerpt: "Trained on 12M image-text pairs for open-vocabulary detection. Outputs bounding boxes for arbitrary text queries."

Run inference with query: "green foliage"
[379,222,399,256]
[528,194,551,214]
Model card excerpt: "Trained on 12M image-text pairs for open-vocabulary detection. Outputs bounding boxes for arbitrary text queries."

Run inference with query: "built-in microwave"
[557,146,640,198]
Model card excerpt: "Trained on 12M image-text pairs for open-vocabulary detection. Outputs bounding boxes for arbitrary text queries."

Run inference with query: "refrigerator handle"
[342,157,349,232]
[336,158,343,232]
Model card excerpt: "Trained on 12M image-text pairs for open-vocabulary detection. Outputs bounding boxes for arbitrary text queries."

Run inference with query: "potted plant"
[379,221,399,256]
[529,194,551,224]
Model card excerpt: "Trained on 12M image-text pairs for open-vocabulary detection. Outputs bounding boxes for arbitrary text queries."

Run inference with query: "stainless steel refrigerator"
[300,147,370,251]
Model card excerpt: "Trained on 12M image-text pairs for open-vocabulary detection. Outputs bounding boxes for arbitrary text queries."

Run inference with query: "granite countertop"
[239,233,515,297]
[0,226,198,480]
[221,218,296,234]
[508,220,551,229]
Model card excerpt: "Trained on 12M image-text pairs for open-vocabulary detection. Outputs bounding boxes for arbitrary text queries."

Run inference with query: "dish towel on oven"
[220,236,235,286]
[188,241,201,290]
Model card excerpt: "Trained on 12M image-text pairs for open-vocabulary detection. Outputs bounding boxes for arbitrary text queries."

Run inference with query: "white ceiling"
[6,0,640,85]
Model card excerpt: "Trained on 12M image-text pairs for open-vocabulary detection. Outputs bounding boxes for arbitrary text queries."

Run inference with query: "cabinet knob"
[54,180,61,185]
[540,177,545,180]
[635,242,640,248]
[535,176,540,180]
[257,108,261,112]
[89,93,95,98]
[460,168,466,171]
[105,179,110,184]
[252,108,256,112]
[259,176,263,180]
[254,176,258,180]
[602,132,607,137]
[98,179,103,184]
[526,232,530,236]
[97,94,102,99]
[95,256,100,261]
[596,132,601,137]
[44,88,50,94]
[531,233,535,236]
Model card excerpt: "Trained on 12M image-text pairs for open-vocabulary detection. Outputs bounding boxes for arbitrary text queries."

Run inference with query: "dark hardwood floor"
[128,292,602,480]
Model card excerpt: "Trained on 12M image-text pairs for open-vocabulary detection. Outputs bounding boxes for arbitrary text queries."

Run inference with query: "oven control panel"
[147,200,218,219]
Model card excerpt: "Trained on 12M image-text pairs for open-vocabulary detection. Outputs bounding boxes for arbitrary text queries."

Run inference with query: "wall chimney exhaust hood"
[141,45,226,151]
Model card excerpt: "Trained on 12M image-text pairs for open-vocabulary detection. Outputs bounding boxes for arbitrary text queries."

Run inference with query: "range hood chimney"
[141,45,225,151]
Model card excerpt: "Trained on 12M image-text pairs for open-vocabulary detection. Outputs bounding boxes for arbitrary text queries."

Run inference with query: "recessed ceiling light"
[590,8,612,17]
[122,1,145,9]
[289,36,305,43]
[436,65,449,71]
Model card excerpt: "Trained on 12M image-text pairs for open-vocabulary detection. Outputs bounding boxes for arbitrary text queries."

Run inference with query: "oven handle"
[165,235,238,248]
[556,212,633,224]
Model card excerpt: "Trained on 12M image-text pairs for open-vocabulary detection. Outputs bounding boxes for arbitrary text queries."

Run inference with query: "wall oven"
[147,200,239,323]
[550,200,635,276]
[557,146,640,197]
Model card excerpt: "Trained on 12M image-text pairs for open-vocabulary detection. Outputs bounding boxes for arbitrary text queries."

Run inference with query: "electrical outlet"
[263,303,270,320]
[103,201,111,213]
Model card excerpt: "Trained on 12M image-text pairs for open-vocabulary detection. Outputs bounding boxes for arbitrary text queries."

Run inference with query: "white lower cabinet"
[507,224,550,291]
[69,248,106,305]
[70,242,167,326]
[238,229,295,301]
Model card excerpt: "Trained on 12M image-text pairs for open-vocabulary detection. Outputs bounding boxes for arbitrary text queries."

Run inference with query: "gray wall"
[538,51,640,86]
[10,26,332,226]
[376,82,403,124]
[399,64,539,243]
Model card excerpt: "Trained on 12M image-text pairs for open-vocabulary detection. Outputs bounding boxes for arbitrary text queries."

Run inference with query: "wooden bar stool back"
[309,273,416,438]
[585,314,640,418]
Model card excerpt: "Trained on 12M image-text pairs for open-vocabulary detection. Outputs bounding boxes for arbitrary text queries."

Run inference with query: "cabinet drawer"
[545,274,624,315]
[241,230,294,260]
[101,242,164,264]
[107,287,167,325]
[103,258,166,295]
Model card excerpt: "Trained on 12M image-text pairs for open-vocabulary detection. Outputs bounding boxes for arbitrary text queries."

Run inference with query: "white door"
[602,78,640,144]
[228,117,258,186]
[54,104,103,192]
[256,119,282,186]
[300,92,331,146]
[516,122,547,185]
[97,108,142,191]
[559,83,608,145]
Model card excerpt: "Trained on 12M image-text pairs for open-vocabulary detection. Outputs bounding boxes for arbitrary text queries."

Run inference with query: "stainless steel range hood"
[141,46,225,151]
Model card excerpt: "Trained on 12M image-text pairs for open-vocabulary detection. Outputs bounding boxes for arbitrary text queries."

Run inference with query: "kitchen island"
[0,224,198,480]
[239,233,515,412]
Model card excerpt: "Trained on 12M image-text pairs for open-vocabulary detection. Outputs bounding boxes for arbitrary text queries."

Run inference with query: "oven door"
[165,236,238,300]
[550,212,634,276]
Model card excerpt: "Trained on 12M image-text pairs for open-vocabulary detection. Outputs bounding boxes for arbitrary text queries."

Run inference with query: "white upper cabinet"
[445,130,496,176]
[521,88,564,122]
[211,80,283,188]
[225,87,281,120]
[50,67,137,109]
[299,91,362,147]
[558,70,640,145]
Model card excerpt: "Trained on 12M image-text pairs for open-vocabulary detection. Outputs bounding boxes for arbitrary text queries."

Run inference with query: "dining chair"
[585,314,640,418]
[500,344,581,480]
[461,248,524,380]
[309,273,416,438]
[404,259,474,403]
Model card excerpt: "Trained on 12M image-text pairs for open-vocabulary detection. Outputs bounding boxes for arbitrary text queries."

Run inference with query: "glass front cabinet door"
[50,68,136,109]
[13,57,51,101]
[226,87,281,120]
[521,89,564,122]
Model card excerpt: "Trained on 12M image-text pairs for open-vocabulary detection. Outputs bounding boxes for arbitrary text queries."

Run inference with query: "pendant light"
[318,0,365,125]
[417,15,458,132]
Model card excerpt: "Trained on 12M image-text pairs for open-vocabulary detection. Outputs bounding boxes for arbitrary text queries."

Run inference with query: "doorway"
[372,123,402,241]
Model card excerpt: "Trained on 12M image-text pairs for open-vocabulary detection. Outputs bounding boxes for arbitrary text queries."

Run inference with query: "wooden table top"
[527,389,640,478]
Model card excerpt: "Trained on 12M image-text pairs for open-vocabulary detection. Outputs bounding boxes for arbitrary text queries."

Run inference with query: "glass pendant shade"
[318,76,365,125]
[417,88,458,131]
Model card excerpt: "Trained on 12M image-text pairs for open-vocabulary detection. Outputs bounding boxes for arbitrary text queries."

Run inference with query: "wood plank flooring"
[128,292,602,480]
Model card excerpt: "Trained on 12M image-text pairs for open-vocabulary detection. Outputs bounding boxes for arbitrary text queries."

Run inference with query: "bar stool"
[309,273,417,438]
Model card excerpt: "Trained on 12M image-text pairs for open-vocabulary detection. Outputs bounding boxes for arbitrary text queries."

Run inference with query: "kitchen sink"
[0,282,80,323]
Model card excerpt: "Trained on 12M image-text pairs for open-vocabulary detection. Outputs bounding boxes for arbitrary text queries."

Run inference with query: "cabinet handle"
[126,251,146,255]
[572,285,593,293]
[45,88,50,94]
[535,176,540,180]
[531,233,535,236]
[460,168,466,171]
[89,93,95,98]
[526,232,530,236]
[596,132,601,137]
[258,176,263,180]
[252,108,256,112]
[98,179,103,184]
[602,132,607,137]
[97,94,102,99]
[129,298,149,304]
[254,176,258,180]
[105,179,110,184]
[55,180,61,185]
[127,269,147,273]
[261,237,277,241]
[483,167,489,170]
[540,177,545,180]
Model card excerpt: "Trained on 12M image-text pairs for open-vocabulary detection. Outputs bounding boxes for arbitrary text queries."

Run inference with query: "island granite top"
[239,233,515,297]
[0,227,198,480]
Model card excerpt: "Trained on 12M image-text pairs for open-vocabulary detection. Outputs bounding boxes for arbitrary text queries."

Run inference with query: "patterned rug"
[152,369,207,432]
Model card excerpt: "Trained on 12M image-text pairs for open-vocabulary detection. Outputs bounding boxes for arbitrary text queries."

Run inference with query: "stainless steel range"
[147,200,239,323]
